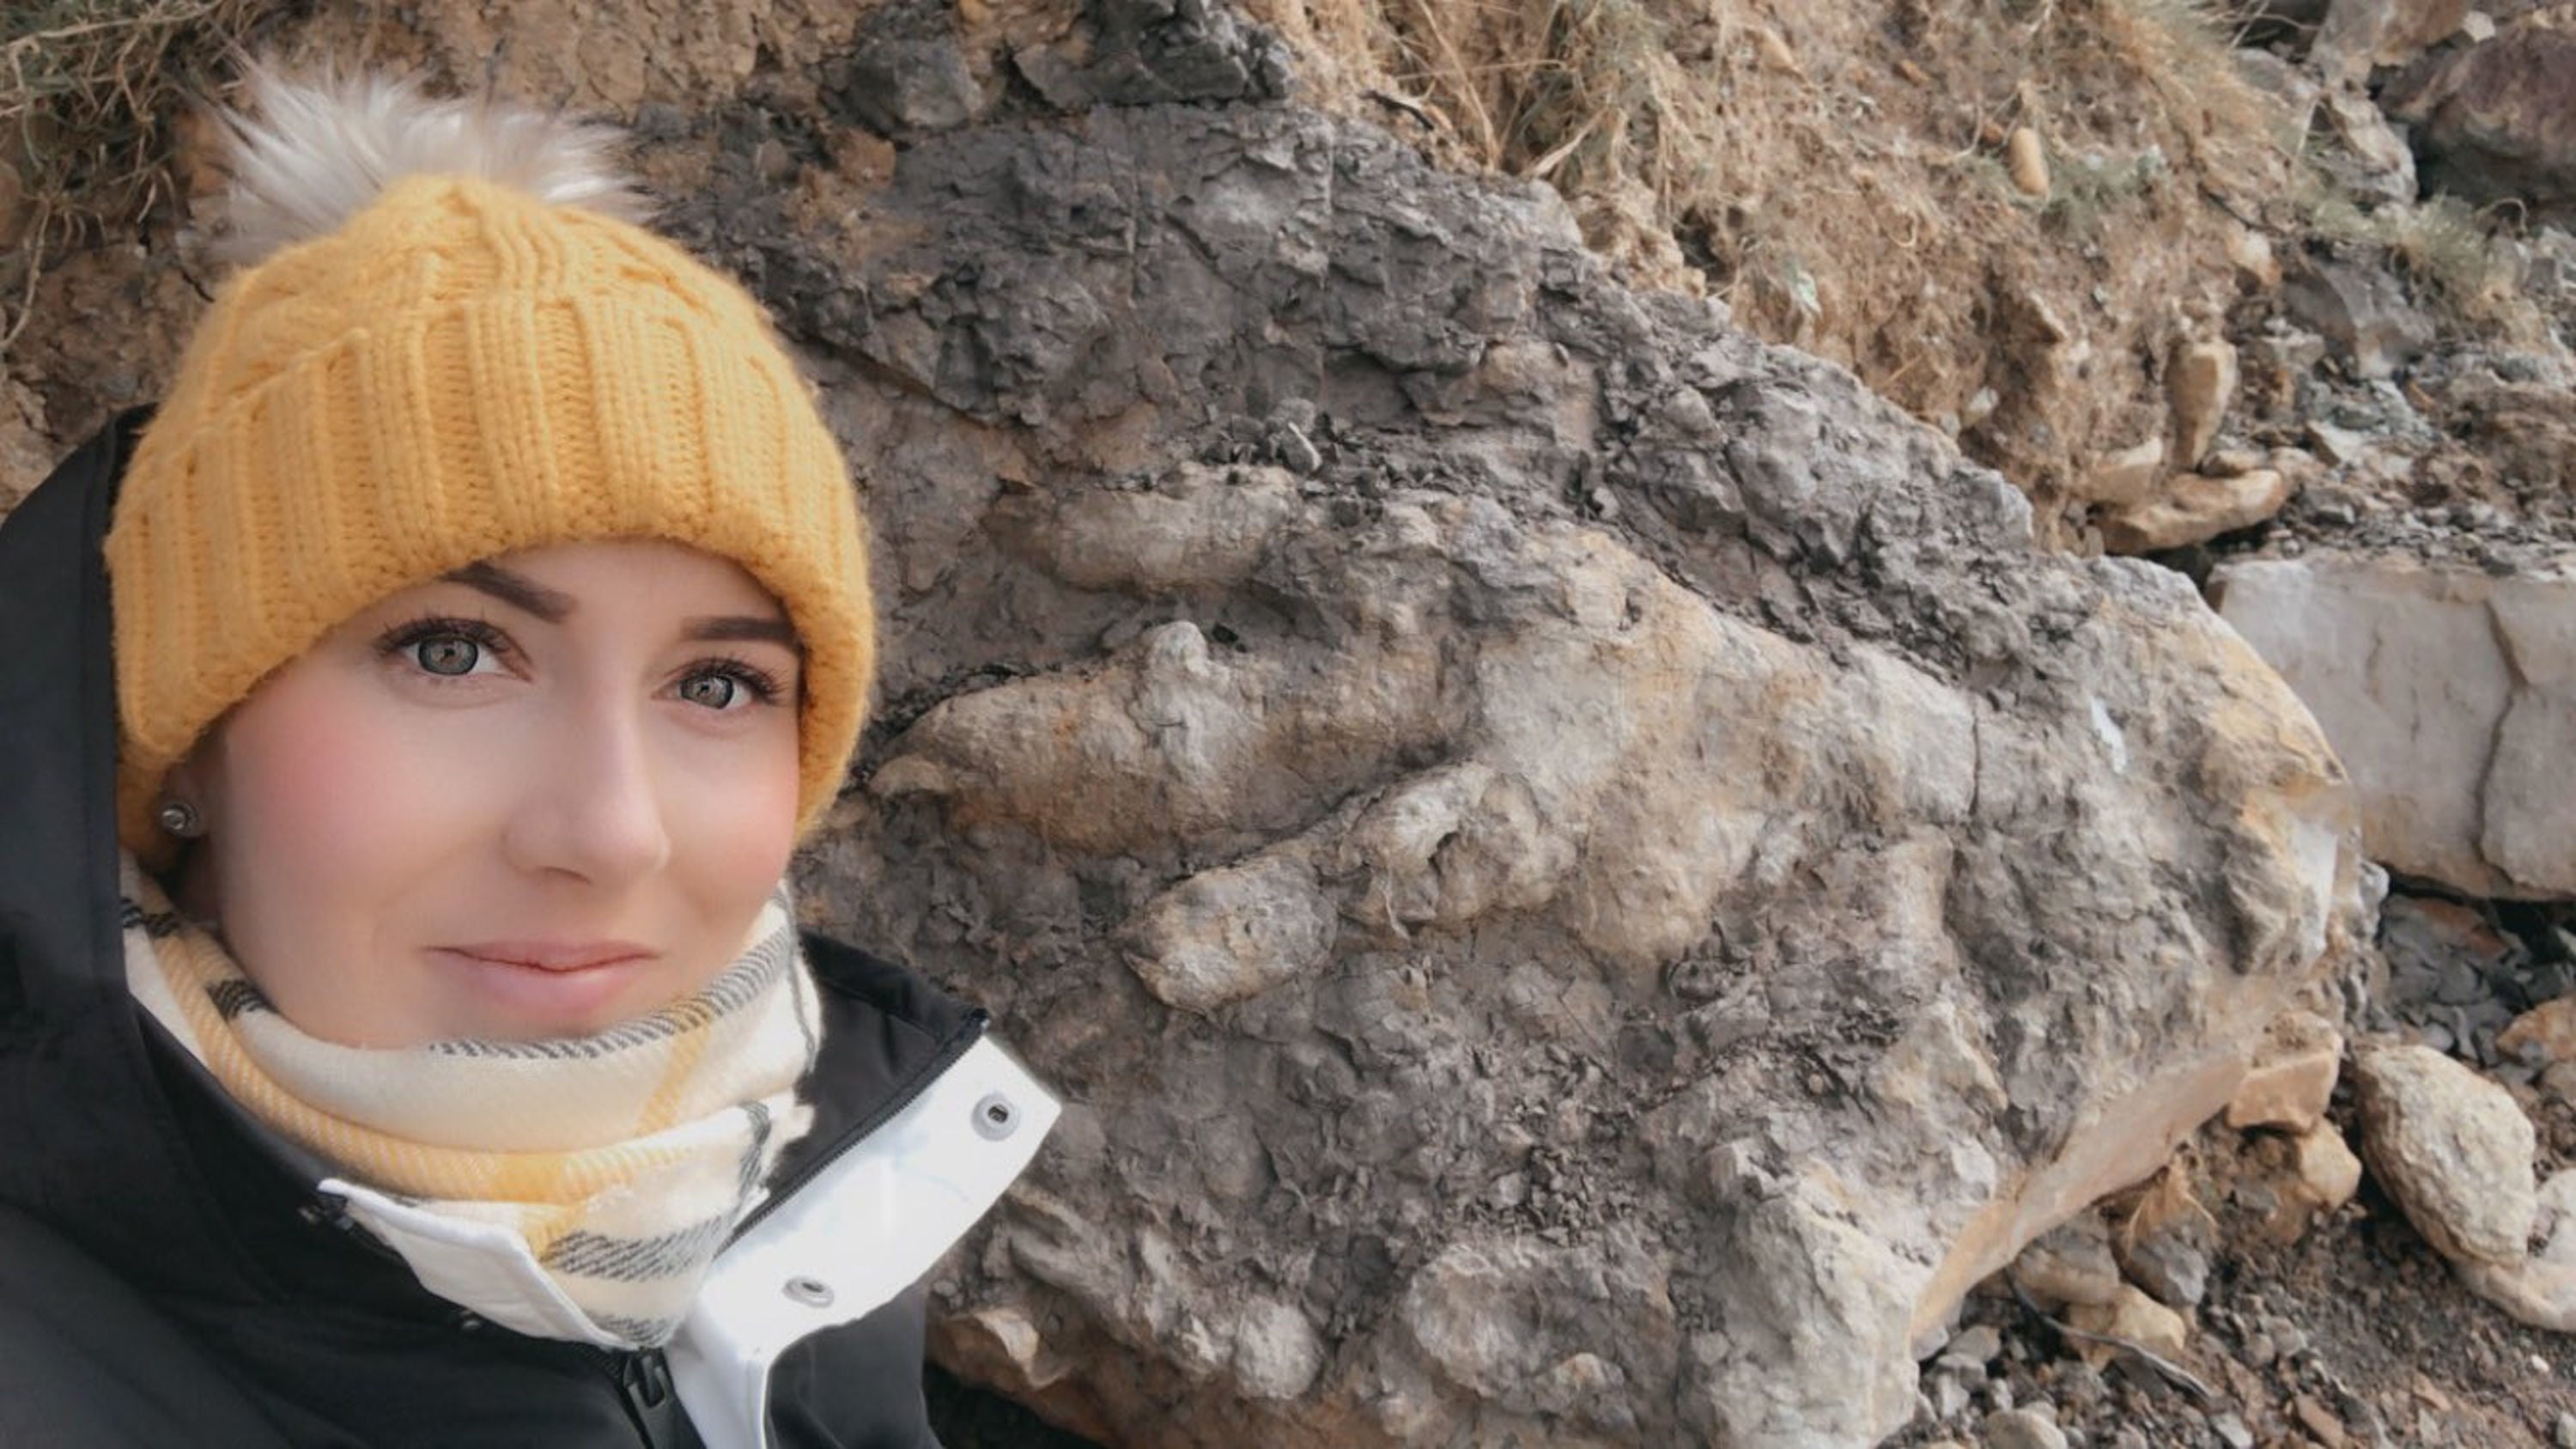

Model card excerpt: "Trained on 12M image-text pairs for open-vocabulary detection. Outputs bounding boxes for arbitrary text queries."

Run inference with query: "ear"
[161,752,208,809]
[161,725,229,825]
[159,746,227,922]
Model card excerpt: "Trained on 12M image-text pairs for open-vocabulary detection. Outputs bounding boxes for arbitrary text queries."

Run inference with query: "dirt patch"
[1893,1104,2576,1449]
[0,0,294,355]
[1241,0,2300,541]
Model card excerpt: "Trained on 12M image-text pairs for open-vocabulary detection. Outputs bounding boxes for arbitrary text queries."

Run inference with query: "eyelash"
[374,614,509,668]
[692,652,788,707]
[371,616,789,708]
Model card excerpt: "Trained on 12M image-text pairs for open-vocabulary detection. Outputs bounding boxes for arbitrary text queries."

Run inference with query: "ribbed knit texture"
[120,853,822,1349]
[106,174,872,856]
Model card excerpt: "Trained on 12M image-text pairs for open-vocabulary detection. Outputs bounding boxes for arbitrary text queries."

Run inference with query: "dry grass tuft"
[2307,190,2537,338]
[1,0,271,353]
[1309,0,2281,261]
[2093,0,2276,166]
[1297,2,2281,358]
[1298,0,1728,215]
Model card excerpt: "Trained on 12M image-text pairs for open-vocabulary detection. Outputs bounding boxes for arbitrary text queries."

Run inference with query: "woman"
[0,65,1053,1447]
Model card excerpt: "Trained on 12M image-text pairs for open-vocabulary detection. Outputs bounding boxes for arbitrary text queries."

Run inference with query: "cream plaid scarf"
[119,855,820,1349]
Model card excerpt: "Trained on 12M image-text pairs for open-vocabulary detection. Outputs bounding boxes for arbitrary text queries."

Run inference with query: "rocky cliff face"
[1,0,2380,1444]
[648,5,2355,1443]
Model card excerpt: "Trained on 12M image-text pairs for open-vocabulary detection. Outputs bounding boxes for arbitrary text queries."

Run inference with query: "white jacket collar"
[324,1035,1057,1444]
[671,1035,1056,1447]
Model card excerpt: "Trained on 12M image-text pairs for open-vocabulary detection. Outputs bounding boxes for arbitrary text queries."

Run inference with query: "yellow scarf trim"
[120,854,819,1347]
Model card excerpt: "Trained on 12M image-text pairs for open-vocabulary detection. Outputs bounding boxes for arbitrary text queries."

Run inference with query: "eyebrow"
[683,615,803,653]
[444,562,801,652]
[446,562,574,622]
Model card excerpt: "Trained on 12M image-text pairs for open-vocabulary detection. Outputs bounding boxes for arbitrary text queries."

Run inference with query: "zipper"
[297,1195,404,1264]
[726,1008,988,1244]
[579,1343,677,1444]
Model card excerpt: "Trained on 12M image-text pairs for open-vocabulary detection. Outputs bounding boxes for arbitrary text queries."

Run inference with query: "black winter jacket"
[0,417,1039,1447]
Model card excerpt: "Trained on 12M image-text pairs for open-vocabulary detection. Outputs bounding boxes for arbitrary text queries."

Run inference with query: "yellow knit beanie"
[106,76,872,858]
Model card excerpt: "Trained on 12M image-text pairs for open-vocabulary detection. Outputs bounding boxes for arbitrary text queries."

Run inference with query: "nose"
[501,697,672,887]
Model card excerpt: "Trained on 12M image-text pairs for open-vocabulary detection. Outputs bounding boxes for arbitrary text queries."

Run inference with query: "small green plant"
[2044,143,2171,238]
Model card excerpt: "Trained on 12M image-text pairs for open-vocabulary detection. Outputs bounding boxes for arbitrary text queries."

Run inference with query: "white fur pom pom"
[216,63,655,265]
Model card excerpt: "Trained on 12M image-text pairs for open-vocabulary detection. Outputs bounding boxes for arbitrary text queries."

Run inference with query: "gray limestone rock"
[2385,26,2576,225]
[2010,1215,2126,1312]
[2312,0,2470,79]
[2282,256,2437,381]
[643,11,2363,1448]
[2353,1043,2537,1266]
[2117,1221,2214,1310]
[1984,1406,2073,1449]
[2213,551,2576,898]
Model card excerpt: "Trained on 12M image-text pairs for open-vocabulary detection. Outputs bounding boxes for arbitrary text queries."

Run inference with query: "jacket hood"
[0,414,1000,1289]
[0,418,1052,1449]
[0,411,252,1288]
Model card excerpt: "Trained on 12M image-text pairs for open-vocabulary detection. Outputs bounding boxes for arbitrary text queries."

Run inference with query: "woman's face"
[167,539,805,1048]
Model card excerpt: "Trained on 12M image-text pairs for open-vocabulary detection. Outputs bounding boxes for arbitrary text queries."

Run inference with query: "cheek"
[207,673,478,909]
[672,733,803,904]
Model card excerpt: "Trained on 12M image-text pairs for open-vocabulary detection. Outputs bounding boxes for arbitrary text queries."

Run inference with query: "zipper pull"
[622,1349,673,1410]
[296,1197,356,1233]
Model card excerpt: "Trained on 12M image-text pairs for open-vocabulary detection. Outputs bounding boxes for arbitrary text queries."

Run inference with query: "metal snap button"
[784,1275,835,1308]
[973,1092,1018,1141]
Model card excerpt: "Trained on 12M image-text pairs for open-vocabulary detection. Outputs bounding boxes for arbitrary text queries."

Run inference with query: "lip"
[436,941,657,973]
[430,941,662,1033]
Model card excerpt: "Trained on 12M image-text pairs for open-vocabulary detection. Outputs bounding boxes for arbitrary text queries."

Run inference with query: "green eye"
[679,674,739,709]
[375,617,508,679]
[416,636,482,676]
